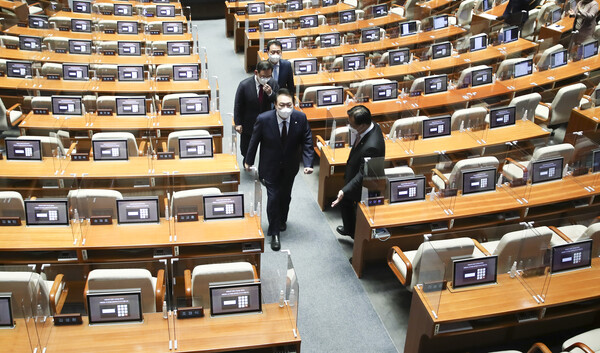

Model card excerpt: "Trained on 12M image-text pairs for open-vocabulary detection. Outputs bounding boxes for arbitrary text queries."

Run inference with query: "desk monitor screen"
[71,19,92,33]
[550,49,568,69]
[489,106,516,128]
[114,3,133,15]
[93,139,128,161]
[339,10,356,24]
[117,197,160,224]
[0,294,13,328]
[550,8,561,24]
[389,48,410,66]
[52,96,83,115]
[247,2,266,14]
[551,239,593,273]
[513,59,533,78]
[167,41,191,55]
[481,0,492,11]
[343,54,366,71]
[422,116,451,138]
[24,199,69,226]
[28,15,48,29]
[209,282,261,316]
[471,67,493,87]
[259,18,278,32]
[372,4,388,18]
[531,157,563,183]
[277,37,297,51]
[502,26,519,44]
[583,40,598,59]
[389,175,426,203]
[462,167,496,194]
[68,40,92,55]
[6,61,32,78]
[316,87,343,106]
[203,194,245,220]
[156,5,175,17]
[432,41,451,59]
[424,75,447,95]
[433,14,448,29]
[173,64,199,81]
[300,15,318,28]
[116,97,146,116]
[593,149,600,173]
[163,21,184,34]
[361,27,381,42]
[400,21,417,36]
[5,138,42,161]
[72,0,91,13]
[118,41,141,56]
[87,289,143,324]
[373,81,398,102]
[180,95,210,115]
[117,21,138,34]
[19,36,41,51]
[452,256,498,289]
[287,0,302,11]
[118,66,144,82]
[470,34,488,52]
[179,137,213,158]
[293,58,318,75]
[320,33,340,48]
[322,0,336,6]
[63,64,89,81]
[153,0,169,3]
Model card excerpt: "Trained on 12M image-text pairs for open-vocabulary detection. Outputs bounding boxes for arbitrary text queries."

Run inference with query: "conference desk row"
[225,0,285,37]
[317,119,550,210]
[352,172,600,277]
[0,29,193,43]
[566,106,600,143]
[0,50,201,64]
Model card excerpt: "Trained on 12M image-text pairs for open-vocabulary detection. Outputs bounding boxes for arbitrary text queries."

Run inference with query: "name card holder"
[0,217,21,226]
[409,91,422,97]
[299,102,314,108]
[105,29,115,34]
[101,76,115,82]
[63,8,72,11]
[161,109,176,115]
[55,49,67,54]
[236,10,246,15]
[54,313,83,326]
[5,44,17,49]
[356,97,369,103]
[97,109,113,116]
[153,51,165,56]
[176,212,198,222]
[149,30,160,35]
[334,141,345,148]
[157,151,175,160]
[103,50,116,56]
[331,67,341,72]
[33,108,49,115]
[367,196,384,206]
[17,23,27,27]
[177,307,204,319]
[102,11,111,15]
[71,153,89,161]
[157,76,170,81]
[47,74,60,80]
[90,216,112,225]
[247,28,257,33]
[58,27,70,31]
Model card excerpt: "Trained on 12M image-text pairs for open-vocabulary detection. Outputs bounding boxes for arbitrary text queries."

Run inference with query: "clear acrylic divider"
[413,238,446,320]
[569,133,600,192]
[360,156,386,225]
[497,138,536,204]
[323,109,340,161]
[430,153,458,215]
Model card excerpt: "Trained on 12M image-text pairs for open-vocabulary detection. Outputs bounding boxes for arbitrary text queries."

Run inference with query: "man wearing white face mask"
[267,40,295,94]
[244,89,314,251]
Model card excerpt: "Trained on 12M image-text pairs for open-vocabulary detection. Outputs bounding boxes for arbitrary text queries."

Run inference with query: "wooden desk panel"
[0,0,28,21]
[0,318,36,353]
[538,17,574,45]
[565,107,600,143]
[3,26,93,39]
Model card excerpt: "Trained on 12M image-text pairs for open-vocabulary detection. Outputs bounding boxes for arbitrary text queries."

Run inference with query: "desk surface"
[234,2,353,23]
[0,52,200,65]
[0,318,35,353]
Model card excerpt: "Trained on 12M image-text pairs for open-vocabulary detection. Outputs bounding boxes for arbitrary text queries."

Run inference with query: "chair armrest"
[527,342,552,353]
[184,269,192,298]
[564,342,595,353]
[66,142,77,157]
[161,141,167,153]
[549,226,573,242]
[387,246,412,286]
[251,265,259,281]
[504,157,528,172]
[431,168,449,189]
[138,140,147,156]
[472,239,491,256]
[345,90,355,99]
[7,103,25,127]
[49,274,66,315]
[534,102,552,124]
[155,269,165,312]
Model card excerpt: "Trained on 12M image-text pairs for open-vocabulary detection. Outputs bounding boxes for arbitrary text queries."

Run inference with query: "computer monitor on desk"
[156,4,175,17]
[422,116,451,138]
[372,4,388,18]
[339,9,356,24]
[162,22,184,34]
[581,40,598,59]
[400,21,418,36]
[87,289,143,324]
[433,15,449,30]
[203,194,245,220]
[277,37,297,51]
[116,97,146,116]
[68,40,92,55]
[173,64,199,81]
[388,48,410,66]
[500,26,519,44]
[5,138,42,161]
[259,18,278,32]
[431,41,451,59]
[361,27,381,42]
[293,58,318,75]
[470,34,488,52]
[550,7,562,24]
[551,240,593,273]
[167,41,191,55]
[209,282,261,316]
[52,96,83,116]
[6,61,32,78]
[373,82,398,101]
[19,36,41,51]
[300,15,318,28]
[72,0,91,13]
[118,66,144,82]
[388,175,426,203]
[322,0,336,6]
[117,197,160,224]
[179,137,213,158]
[247,2,265,14]
[28,15,48,29]
[343,54,366,71]
[513,59,533,78]
[593,149,600,173]
[471,67,493,87]
[531,157,563,184]
[286,0,302,11]
[424,75,447,95]
[316,87,343,106]
[117,21,138,34]
[452,256,498,289]
[118,42,141,56]
[63,64,89,81]
[489,106,516,128]
[320,33,340,48]
[71,19,92,33]
[180,95,210,115]
[93,140,129,161]
[24,199,69,226]
[550,49,568,69]
[480,0,492,12]
[114,3,133,16]
[0,294,14,328]
[462,167,496,194]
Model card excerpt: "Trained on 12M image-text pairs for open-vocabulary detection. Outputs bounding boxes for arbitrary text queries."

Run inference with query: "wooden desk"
[0,318,36,353]
[470,2,507,36]
[0,51,200,65]
[225,0,286,37]
[352,172,600,277]
[565,106,600,143]
[405,258,600,352]
[415,0,454,20]
[0,0,28,21]
[317,119,550,210]
[538,16,574,47]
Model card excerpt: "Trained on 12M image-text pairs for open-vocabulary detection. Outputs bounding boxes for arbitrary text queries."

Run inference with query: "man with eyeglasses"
[244,89,314,251]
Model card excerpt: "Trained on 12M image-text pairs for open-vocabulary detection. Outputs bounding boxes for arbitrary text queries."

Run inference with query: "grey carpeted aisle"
[194,19,399,353]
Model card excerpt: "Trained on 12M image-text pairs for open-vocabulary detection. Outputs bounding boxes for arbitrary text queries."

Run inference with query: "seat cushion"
[391,250,417,290]
[432,173,450,190]
[9,110,22,125]
[191,262,255,307]
[535,103,550,121]
[502,161,531,181]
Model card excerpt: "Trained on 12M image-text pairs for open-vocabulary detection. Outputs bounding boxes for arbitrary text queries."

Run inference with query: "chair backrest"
[508,92,541,121]
[521,9,540,39]
[91,132,139,156]
[580,223,600,257]
[86,269,157,312]
[328,126,350,145]
[162,93,199,112]
[384,166,415,178]
[496,58,522,81]
[456,0,475,26]
[151,41,168,52]
[171,187,221,217]
[67,189,123,219]
[1,35,20,48]
[531,143,575,167]
[167,130,211,154]
[451,107,488,130]
[456,65,490,88]
[536,2,557,32]
[330,57,343,69]
[389,116,428,139]
[155,64,174,78]
[548,83,587,126]
[404,0,417,19]
[409,77,425,93]
[95,96,117,112]
[41,63,63,77]
[356,78,392,99]
[410,237,475,288]
[448,156,499,190]
[92,3,113,13]
[97,20,118,31]
[95,41,117,52]
[493,226,553,272]
[48,16,71,29]
[0,191,25,219]
[190,262,256,307]
[43,37,69,51]
[355,9,365,20]
[0,271,43,317]
[31,96,52,111]
[390,6,404,17]
[537,44,564,71]
[17,136,65,157]
[95,64,118,78]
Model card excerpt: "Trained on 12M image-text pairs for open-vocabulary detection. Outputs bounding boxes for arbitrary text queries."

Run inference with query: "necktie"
[353,134,361,148]
[281,120,287,143]
[258,85,264,105]
[274,64,279,81]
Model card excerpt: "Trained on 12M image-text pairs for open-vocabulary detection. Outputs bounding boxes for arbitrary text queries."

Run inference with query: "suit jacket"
[342,123,386,202]
[245,109,314,183]
[275,59,295,95]
[233,76,279,134]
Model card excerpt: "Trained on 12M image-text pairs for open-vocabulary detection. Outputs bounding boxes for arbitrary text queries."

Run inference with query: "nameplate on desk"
[149,30,160,35]
[0,217,21,226]
[299,102,314,108]
[157,151,175,160]
[97,109,113,116]
[71,153,89,161]
[146,13,154,17]
[357,97,369,103]
[53,313,83,326]
[422,281,446,293]
[105,29,115,34]
[58,27,69,31]
[177,212,198,222]
[409,91,422,97]
[161,109,176,115]
[17,23,27,27]
[368,196,384,206]
[33,108,49,115]
[177,307,204,319]
[153,51,165,56]
[90,216,112,225]
[103,50,116,55]
[334,141,345,148]
[440,189,458,198]
[63,8,71,11]
[5,44,17,49]
[102,11,112,15]
[157,76,170,81]
[55,49,66,54]
[101,76,115,81]
[247,28,257,33]
[47,74,60,80]
[236,10,246,15]
[331,67,341,72]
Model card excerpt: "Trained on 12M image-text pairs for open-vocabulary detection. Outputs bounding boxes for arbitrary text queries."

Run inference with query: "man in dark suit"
[244,89,314,251]
[234,61,279,163]
[266,40,295,95]
[332,105,386,238]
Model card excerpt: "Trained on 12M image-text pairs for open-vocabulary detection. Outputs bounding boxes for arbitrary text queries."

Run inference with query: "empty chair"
[0,97,23,132]
[96,96,145,115]
[388,116,428,139]
[535,83,586,141]
[161,93,199,112]
[0,35,19,48]
[536,44,564,71]
[502,143,574,182]
[390,5,404,17]
[508,92,542,121]
[97,20,118,32]
[360,28,386,43]
[94,64,118,78]
[384,166,415,178]
[92,3,114,14]
[404,0,417,19]
[451,107,488,130]
[302,85,341,103]
[535,1,557,34]
[495,58,523,81]
[184,262,257,307]
[456,65,491,88]
[155,64,174,78]
[41,63,63,77]
[138,5,157,16]
[85,268,165,312]
[409,77,426,94]
[151,41,168,53]
[355,78,393,99]
[455,0,475,27]
[30,96,52,111]
[17,135,65,157]
[562,328,600,353]
[328,126,350,146]
[521,9,540,40]
[330,57,344,70]
[166,129,211,154]
[67,189,123,220]
[0,271,67,316]
[579,82,600,109]
[43,37,69,52]
[91,132,142,157]
[94,41,117,53]
[388,238,476,291]
[550,223,600,257]
[171,187,221,217]
[432,156,499,191]
[48,17,71,29]
[0,191,25,219]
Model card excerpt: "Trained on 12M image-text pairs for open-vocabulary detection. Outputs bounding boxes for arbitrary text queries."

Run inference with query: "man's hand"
[303,167,313,175]
[263,83,273,96]
[244,162,252,172]
[331,190,344,207]
[235,125,243,134]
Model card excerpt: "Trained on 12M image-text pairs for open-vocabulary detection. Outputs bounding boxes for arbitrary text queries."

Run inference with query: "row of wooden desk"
[0,50,201,64]
[1,28,193,42]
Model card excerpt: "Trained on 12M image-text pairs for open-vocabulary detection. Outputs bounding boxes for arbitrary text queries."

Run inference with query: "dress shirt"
[352,123,374,146]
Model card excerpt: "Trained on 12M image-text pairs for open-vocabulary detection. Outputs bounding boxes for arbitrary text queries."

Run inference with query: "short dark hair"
[276,88,295,104]
[267,40,282,51]
[256,60,273,72]
[347,105,371,125]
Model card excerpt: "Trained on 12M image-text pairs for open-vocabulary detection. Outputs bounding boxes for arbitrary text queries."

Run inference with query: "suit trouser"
[340,197,358,236]
[263,171,296,236]
[240,133,252,162]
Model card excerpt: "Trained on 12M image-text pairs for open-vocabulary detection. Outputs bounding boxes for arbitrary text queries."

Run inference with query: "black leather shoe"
[280,222,287,232]
[270,234,281,251]
[336,226,353,238]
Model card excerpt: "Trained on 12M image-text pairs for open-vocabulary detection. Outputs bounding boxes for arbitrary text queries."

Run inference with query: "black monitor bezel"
[424,75,448,95]
[399,21,417,37]
[51,95,83,115]
[202,194,245,220]
[117,65,145,82]
[6,61,32,78]
[551,239,593,274]
[247,2,266,14]
[339,9,356,24]
[28,14,49,29]
[179,95,210,115]
[116,197,160,224]
[162,21,184,34]
[19,36,42,52]
[62,64,89,81]
[167,41,191,56]
[513,59,533,78]
[502,26,519,44]
[113,3,133,15]
[469,34,488,52]
[531,156,564,184]
[276,37,297,51]
[422,115,451,138]
[489,106,516,129]
[388,175,426,204]
[372,3,388,18]
[293,58,318,75]
[372,81,398,102]
[71,19,92,33]
[299,14,319,29]
[178,136,214,159]
[118,41,142,56]
[452,255,498,289]
[0,294,14,328]
[592,148,600,173]
[388,48,410,66]
[92,139,130,161]
[550,49,568,69]
[5,138,42,161]
[68,39,92,55]
[461,166,497,195]
[258,18,278,32]
[319,33,341,48]
[286,0,302,11]
[316,87,344,106]
[172,64,199,81]
[86,289,144,325]
[432,14,448,30]
[470,67,493,87]
[115,97,147,116]
[209,281,262,316]
[117,21,138,35]
[582,40,598,59]
[431,41,451,60]
[72,0,91,13]
[156,4,176,17]
[342,54,366,71]
[24,199,70,226]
